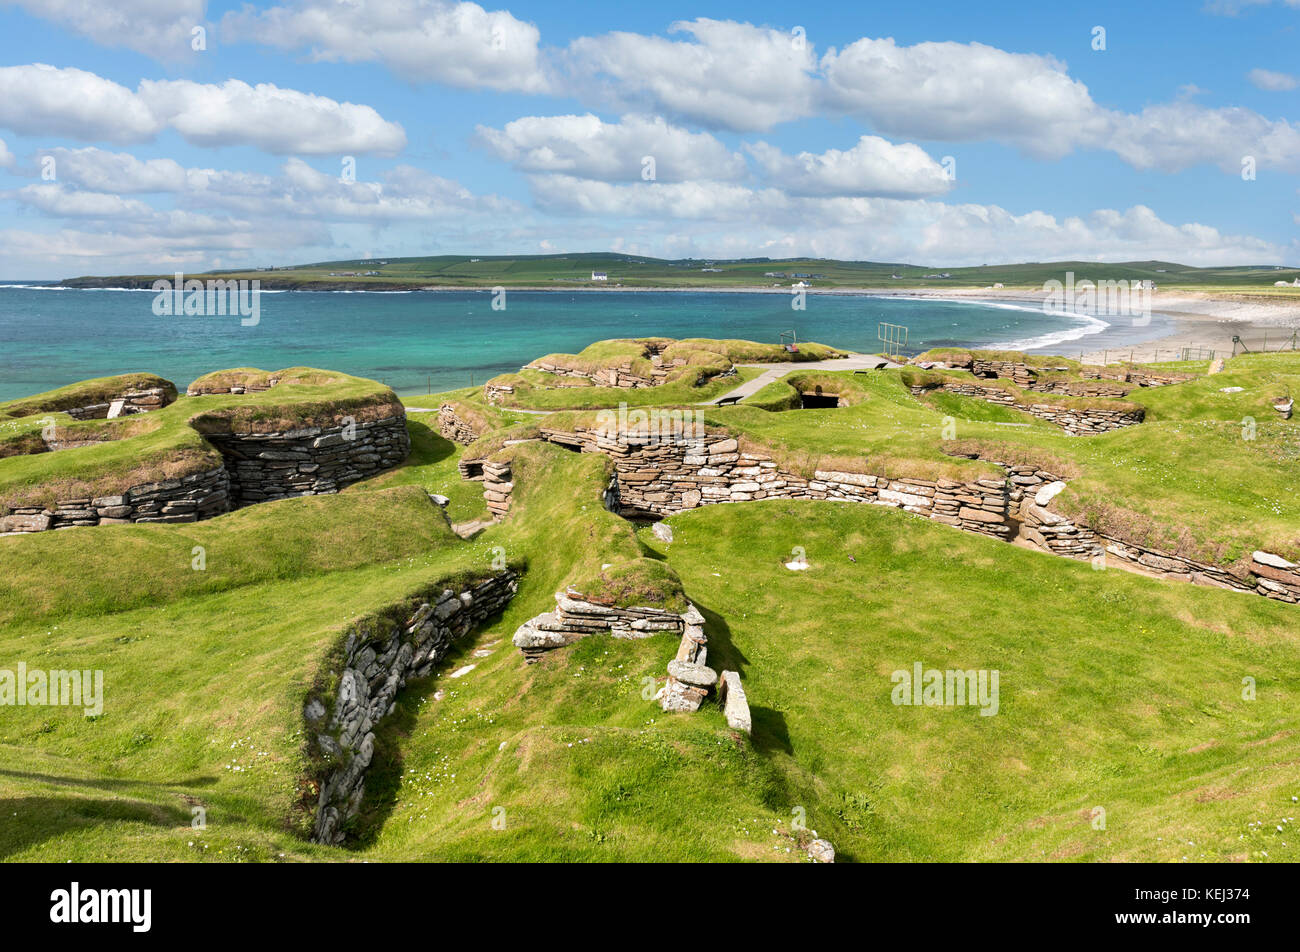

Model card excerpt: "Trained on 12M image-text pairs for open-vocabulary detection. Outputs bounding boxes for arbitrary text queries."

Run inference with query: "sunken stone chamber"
[207,416,410,506]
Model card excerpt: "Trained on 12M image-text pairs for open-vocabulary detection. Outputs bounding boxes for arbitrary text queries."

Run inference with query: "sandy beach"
[867,287,1300,362]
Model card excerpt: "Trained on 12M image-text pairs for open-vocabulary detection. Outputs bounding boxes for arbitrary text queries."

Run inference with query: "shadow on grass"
[690,601,749,679]
[0,794,190,860]
[748,706,793,757]
[0,768,217,790]
[689,600,794,760]
[404,421,456,468]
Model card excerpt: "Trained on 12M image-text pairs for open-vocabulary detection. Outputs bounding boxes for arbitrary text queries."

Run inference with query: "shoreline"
[14,281,1300,367]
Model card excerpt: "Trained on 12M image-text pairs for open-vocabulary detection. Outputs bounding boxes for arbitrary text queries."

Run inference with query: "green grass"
[913,348,1082,370]
[500,336,847,409]
[0,485,456,628]
[642,501,1300,862]
[2,415,1298,862]
[746,371,870,411]
[0,475,500,861]
[1121,352,1299,422]
[355,412,488,525]
[901,366,1145,414]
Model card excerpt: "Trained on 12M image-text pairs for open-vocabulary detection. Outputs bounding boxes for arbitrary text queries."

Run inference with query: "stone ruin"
[2,414,411,533]
[907,380,1145,435]
[64,386,175,420]
[512,588,687,660]
[526,341,688,389]
[308,571,519,844]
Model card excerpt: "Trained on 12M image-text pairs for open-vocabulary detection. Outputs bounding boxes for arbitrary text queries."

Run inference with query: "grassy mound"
[0,368,403,511]
[900,366,1145,415]
[0,373,177,419]
[484,367,762,410]
[496,336,847,410]
[746,371,869,411]
[675,338,848,363]
[913,347,1082,370]
[0,485,456,627]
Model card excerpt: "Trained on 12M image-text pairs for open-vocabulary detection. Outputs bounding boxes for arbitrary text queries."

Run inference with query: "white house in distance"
[591,271,608,281]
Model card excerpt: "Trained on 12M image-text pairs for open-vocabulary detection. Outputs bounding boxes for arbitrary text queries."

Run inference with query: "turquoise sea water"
[0,285,1176,401]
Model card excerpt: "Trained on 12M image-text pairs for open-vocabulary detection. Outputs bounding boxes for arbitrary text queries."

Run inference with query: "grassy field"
[3,340,1299,863]
[63,253,1300,295]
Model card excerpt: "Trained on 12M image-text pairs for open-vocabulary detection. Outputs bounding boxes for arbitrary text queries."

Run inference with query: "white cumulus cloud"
[222,0,549,92]
[137,78,406,154]
[821,37,1102,155]
[0,64,160,143]
[476,114,746,183]
[0,64,406,155]
[1248,67,1299,91]
[0,0,207,61]
[746,136,952,198]
[565,19,819,132]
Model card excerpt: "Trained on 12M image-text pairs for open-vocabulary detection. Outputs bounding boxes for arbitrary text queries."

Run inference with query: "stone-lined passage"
[522,426,1013,538]
[963,455,1300,605]
[307,571,519,844]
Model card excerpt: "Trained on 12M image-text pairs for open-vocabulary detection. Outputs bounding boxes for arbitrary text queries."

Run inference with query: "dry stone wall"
[961,454,1300,604]
[483,383,514,404]
[513,586,755,733]
[308,571,519,845]
[527,360,661,388]
[1029,379,1133,399]
[207,415,410,505]
[186,376,279,396]
[1081,366,1196,388]
[519,426,1013,538]
[437,403,480,445]
[933,353,1194,391]
[909,383,1144,435]
[3,415,410,533]
[514,589,689,661]
[526,342,689,389]
[1,467,230,533]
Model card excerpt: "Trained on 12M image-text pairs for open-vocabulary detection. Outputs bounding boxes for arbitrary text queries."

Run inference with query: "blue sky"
[0,0,1296,278]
